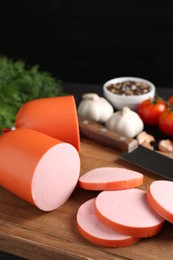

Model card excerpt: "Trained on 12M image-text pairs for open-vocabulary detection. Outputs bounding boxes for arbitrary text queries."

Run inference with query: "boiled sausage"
[0,128,80,211]
[15,96,80,151]
[95,189,165,237]
[76,198,140,247]
[147,180,173,223]
[79,167,143,190]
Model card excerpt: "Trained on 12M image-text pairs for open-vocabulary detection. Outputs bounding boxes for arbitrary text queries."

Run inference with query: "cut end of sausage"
[76,198,140,247]
[79,167,143,190]
[32,143,80,211]
[95,189,165,238]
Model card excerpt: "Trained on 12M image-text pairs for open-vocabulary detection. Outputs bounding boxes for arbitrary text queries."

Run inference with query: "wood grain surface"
[0,138,173,260]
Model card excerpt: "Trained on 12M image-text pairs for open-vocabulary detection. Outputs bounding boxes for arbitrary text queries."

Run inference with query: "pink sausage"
[147,180,173,223]
[0,128,80,211]
[76,198,140,247]
[95,189,165,237]
[79,167,143,190]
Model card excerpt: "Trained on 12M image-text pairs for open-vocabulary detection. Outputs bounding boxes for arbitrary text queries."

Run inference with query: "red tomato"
[168,96,173,105]
[137,98,167,125]
[159,108,173,136]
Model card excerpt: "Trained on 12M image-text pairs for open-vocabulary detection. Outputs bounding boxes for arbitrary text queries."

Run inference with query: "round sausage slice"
[79,167,143,190]
[147,180,173,223]
[95,189,165,237]
[76,198,140,247]
[15,96,80,151]
[0,128,80,211]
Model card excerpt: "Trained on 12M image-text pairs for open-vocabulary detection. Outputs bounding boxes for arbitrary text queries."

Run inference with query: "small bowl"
[103,77,156,110]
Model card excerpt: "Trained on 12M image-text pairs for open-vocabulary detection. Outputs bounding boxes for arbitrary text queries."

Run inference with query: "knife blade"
[78,116,173,180]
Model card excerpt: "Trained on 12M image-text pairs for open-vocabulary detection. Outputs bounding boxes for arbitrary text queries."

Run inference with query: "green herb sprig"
[0,56,65,131]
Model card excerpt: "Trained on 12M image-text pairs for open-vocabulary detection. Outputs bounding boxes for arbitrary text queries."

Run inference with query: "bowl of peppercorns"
[103,77,156,110]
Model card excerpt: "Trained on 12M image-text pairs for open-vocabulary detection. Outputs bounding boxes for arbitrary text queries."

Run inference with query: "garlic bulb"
[106,107,144,138]
[78,93,114,123]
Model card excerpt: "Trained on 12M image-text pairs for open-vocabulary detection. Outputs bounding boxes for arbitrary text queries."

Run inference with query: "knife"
[78,116,173,180]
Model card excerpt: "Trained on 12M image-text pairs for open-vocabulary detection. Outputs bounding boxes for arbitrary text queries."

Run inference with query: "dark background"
[0,0,173,88]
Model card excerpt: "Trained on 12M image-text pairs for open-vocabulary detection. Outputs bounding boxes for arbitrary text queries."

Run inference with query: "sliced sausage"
[15,96,80,151]
[0,128,80,211]
[95,189,165,237]
[147,180,173,223]
[76,198,140,247]
[79,167,143,190]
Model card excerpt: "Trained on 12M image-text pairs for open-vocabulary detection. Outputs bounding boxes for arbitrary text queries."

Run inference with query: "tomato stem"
[149,96,164,105]
[167,103,173,112]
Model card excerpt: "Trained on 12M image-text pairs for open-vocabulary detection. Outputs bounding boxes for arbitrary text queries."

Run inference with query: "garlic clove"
[136,131,155,145]
[158,139,173,153]
[140,141,154,150]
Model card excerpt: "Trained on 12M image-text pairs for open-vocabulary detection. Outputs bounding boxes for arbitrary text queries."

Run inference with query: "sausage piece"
[76,198,140,247]
[15,96,80,151]
[0,128,80,211]
[79,167,143,190]
[95,189,165,237]
[147,180,173,223]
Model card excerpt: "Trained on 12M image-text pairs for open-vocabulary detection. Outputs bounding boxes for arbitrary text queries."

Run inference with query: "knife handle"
[78,116,138,153]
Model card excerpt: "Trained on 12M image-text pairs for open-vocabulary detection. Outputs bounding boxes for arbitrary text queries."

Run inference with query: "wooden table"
[0,136,173,260]
[1,84,173,259]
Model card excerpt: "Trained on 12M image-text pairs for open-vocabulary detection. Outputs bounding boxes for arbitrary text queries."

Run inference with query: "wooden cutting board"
[0,138,173,260]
